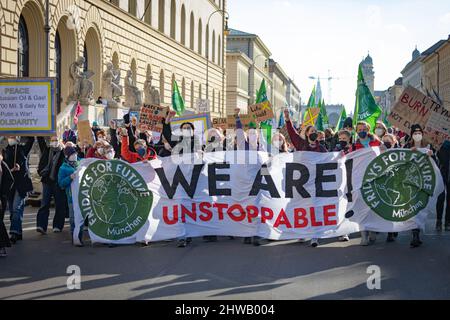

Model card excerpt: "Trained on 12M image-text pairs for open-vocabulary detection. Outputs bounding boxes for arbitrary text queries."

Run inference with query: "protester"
[62,126,77,144]
[2,136,35,244]
[58,145,83,247]
[120,128,157,163]
[36,136,68,235]
[325,128,337,151]
[271,132,289,154]
[437,140,450,232]
[375,122,388,140]
[0,154,14,257]
[204,128,226,153]
[334,130,353,154]
[92,121,101,141]
[109,120,122,159]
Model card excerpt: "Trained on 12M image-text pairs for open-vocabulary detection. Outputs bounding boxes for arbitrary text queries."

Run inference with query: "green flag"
[337,107,347,130]
[382,108,391,128]
[321,99,329,126]
[172,80,185,116]
[255,79,273,144]
[316,99,324,131]
[353,64,382,133]
[303,86,316,122]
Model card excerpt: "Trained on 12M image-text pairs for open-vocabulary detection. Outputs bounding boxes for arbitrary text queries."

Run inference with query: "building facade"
[401,47,423,90]
[0,0,228,131]
[286,77,300,124]
[422,36,450,108]
[226,28,272,114]
[269,59,288,123]
[225,49,251,113]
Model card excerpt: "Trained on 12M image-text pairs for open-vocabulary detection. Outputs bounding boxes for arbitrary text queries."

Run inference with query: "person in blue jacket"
[58,146,83,247]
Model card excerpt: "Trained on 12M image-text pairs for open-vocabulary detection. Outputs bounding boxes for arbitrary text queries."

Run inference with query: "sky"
[227,0,450,113]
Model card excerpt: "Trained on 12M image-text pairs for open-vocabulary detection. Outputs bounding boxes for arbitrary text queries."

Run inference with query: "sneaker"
[410,231,422,248]
[177,239,187,248]
[9,234,18,244]
[36,227,47,235]
[252,237,261,246]
[339,235,350,242]
[0,247,7,257]
[53,228,62,233]
[311,239,319,248]
[186,237,192,244]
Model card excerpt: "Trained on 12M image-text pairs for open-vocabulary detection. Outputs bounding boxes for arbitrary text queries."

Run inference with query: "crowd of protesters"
[1,107,449,257]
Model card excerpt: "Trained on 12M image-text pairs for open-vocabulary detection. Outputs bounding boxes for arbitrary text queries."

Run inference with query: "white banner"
[71,148,443,244]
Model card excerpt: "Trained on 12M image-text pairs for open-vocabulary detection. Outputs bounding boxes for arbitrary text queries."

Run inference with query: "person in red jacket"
[353,121,382,150]
[120,128,157,163]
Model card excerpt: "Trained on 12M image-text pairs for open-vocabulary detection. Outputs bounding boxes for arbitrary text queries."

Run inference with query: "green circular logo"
[78,160,152,240]
[362,150,436,222]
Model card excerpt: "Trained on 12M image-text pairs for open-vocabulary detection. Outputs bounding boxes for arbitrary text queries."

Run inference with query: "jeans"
[9,191,26,235]
[36,182,68,232]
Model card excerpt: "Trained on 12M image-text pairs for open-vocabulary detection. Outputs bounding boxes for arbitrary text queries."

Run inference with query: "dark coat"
[2,137,35,197]
[37,137,65,185]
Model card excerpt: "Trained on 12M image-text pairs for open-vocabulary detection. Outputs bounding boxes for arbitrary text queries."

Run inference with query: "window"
[198,19,203,55]
[199,83,202,99]
[218,35,221,66]
[212,31,216,63]
[17,15,29,77]
[144,0,152,24]
[159,69,165,103]
[55,31,62,113]
[182,77,186,100]
[180,5,186,45]
[158,0,165,33]
[83,43,88,72]
[205,24,209,58]
[170,0,176,39]
[191,81,195,108]
[129,0,137,16]
[189,12,195,50]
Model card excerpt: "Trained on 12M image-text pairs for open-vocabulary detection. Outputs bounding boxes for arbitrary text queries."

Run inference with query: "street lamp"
[206,9,229,110]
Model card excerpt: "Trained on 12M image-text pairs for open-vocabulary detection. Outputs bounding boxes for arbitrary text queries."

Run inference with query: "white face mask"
[68,154,77,162]
[249,133,258,145]
[273,140,282,149]
[50,141,59,148]
[413,134,423,143]
[105,151,115,160]
[8,139,17,146]
[97,148,105,155]
[182,129,193,138]
[375,129,384,137]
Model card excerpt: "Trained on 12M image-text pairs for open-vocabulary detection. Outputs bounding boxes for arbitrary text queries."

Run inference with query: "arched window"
[171,73,176,95]
[131,59,137,84]
[180,5,186,45]
[55,31,62,113]
[189,12,195,50]
[83,44,88,72]
[159,69,165,103]
[17,15,29,77]
[158,0,165,33]
[112,52,120,69]
[144,0,152,24]
[191,81,195,108]
[129,0,137,16]
[198,19,203,55]
[182,77,186,100]
[205,24,209,58]
[218,91,221,115]
[84,27,102,99]
[199,83,202,99]
[218,35,221,66]
[212,31,216,63]
[170,0,176,39]
[212,89,215,112]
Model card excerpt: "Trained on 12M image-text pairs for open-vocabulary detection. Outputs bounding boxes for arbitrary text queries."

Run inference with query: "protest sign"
[388,86,450,147]
[196,99,210,113]
[212,117,228,130]
[171,113,212,143]
[248,101,274,123]
[302,108,320,128]
[77,120,94,146]
[138,104,169,133]
[0,78,56,136]
[72,148,443,244]
[227,114,255,130]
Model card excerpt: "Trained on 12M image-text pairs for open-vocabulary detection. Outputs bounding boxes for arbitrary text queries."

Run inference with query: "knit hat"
[64,146,77,158]
[410,124,423,136]
[343,117,353,129]
[92,121,98,127]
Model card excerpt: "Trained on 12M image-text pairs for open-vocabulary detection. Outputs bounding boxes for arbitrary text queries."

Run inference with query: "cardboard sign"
[77,120,94,146]
[212,117,228,130]
[226,114,256,130]
[196,99,210,113]
[0,78,56,136]
[248,101,274,123]
[138,104,169,133]
[388,86,450,148]
[171,113,212,144]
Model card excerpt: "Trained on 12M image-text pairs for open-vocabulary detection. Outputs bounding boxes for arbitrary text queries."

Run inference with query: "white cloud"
[366,5,382,29]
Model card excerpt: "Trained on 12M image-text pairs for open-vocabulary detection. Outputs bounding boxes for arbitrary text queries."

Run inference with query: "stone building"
[0,0,228,133]
[269,58,288,123]
[360,53,375,95]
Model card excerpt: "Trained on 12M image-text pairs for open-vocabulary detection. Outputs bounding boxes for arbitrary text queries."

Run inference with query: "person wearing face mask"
[0,154,14,257]
[325,128,337,152]
[62,126,77,144]
[351,122,381,246]
[284,109,327,153]
[86,140,111,159]
[271,133,289,154]
[58,146,83,247]
[36,136,68,235]
[120,128,157,163]
[437,140,450,232]
[92,121,101,141]
[334,130,353,154]
[375,122,388,140]
[2,136,35,244]
[204,128,226,153]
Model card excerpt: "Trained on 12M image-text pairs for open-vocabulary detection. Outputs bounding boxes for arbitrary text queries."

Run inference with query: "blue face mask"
[137,148,146,157]
[358,131,368,139]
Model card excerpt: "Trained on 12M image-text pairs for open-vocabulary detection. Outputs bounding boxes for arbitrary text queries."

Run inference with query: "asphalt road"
[0,206,450,300]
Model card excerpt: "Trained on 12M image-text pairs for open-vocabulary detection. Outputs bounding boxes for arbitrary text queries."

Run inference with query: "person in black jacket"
[1,136,35,244]
[0,154,14,257]
[436,140,450,231]
[36,136,68,234]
